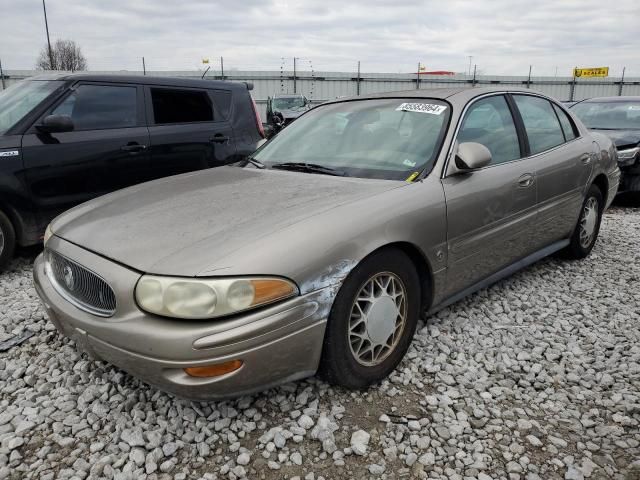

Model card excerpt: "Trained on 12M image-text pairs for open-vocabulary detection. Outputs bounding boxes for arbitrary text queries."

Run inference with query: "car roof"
[26,73,249,91]
[324,86,550,106]
[577,96,640,103]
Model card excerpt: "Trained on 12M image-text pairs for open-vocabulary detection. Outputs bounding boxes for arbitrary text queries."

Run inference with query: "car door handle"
[580,153,592,165]
[210,135,229,144]
[120,143,147,153]
[517,173,535,188]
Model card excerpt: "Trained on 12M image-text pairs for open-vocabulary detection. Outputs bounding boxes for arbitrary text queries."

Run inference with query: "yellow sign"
[573,67,609,78]
[202,58,210,64]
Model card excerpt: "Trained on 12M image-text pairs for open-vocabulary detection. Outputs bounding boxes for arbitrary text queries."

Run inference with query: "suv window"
[52,84,138,130]
[552,104,578,141]
[458,95,521,165]
[209,90,232,119]
[151,88,213,124]
[513,95,565,154]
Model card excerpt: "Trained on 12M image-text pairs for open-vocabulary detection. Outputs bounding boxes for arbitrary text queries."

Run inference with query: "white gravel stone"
[1,209,639,479]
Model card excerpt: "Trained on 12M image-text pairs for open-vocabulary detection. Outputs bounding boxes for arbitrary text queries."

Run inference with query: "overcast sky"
[1,0,638,77]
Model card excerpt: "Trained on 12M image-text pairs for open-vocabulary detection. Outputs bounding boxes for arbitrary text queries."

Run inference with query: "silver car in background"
[34,87,620,400]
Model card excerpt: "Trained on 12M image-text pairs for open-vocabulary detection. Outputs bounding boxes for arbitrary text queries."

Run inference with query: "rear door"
[145,86,236,180]
[21,82,149,229]
[441,94,537,297]
[511,94,593,248]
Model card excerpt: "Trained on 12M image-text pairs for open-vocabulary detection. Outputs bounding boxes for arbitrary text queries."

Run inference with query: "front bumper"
[33,238,330,400]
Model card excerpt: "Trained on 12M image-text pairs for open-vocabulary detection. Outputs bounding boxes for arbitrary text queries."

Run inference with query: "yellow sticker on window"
[406,172,419,182]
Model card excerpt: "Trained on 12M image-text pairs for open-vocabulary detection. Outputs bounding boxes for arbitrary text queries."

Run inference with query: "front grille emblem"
[63,265,75,291]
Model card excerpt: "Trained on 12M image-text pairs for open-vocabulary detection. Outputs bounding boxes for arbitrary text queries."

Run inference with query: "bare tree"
[36,39,87,71]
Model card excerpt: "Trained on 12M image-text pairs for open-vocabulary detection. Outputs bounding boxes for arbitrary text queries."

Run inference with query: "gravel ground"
[1,207,639,480]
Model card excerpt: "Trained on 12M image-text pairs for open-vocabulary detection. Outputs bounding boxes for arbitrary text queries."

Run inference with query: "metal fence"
[3,69,640,120]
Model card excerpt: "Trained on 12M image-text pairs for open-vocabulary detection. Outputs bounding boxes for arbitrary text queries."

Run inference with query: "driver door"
[441,94,538,297]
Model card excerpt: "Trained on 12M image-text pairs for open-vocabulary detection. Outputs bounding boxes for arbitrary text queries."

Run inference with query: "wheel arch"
[359,241,435,312]
[592,173,609,207]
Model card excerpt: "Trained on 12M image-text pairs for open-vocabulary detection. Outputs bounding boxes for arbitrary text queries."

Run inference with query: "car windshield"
[0,80,64,135]
[254,98,450,181]
[273,96,307,110]
[571,100,640,130]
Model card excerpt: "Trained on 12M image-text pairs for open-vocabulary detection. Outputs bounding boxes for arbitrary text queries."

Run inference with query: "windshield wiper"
[590,127,620,130]
[271,162,345,176]
[244,156,266,169]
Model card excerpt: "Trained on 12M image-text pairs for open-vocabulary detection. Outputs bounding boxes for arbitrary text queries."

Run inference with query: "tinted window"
[52,84,137,130]
[513,95,565,154]
[209,90,232,119]
[151,88,213,124]
[458,95,520,165]
[553,104,577,141]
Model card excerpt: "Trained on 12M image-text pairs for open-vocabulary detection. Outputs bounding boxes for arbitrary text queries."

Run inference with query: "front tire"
[0,210,16,271]
[563,184,603,259]
[318,248,420,389]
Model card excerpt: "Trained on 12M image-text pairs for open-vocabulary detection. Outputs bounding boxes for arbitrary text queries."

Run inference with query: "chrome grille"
[45,250,116,317]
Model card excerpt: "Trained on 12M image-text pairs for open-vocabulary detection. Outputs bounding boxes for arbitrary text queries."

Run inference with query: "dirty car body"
[34,88,619,400]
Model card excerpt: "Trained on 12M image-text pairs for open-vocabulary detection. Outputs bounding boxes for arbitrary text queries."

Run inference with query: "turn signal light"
[184,360,243,378]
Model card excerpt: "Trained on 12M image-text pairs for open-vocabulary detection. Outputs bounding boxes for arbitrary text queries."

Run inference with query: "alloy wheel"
[348,272,408,367]
[579,196,599,249]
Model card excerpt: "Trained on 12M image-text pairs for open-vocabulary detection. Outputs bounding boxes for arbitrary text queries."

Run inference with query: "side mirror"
[36,114,74,134]
[263,124,275,138]
[455,142,492,170]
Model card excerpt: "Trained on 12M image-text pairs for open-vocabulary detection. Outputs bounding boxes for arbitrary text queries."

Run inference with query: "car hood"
[591,129,640,149]
[52,166,403,276]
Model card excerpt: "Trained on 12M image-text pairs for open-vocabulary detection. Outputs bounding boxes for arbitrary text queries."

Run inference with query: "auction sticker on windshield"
[396,103,447,115]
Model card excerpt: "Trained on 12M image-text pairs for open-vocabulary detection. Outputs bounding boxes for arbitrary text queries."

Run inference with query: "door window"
[552,104,578,141]
[513,95,565,154]
[150,88,214,124]
[458,95,521,165]
[52,84,138,130]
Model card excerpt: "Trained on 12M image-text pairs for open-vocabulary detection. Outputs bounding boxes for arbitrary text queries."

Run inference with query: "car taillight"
[250,97,265,138]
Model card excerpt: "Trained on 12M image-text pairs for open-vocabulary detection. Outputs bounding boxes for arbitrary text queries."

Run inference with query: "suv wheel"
[318,248,420,389]
[0,210,16,271]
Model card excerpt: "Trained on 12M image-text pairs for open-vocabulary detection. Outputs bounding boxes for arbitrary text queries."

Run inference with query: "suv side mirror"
[36,114,74,134]
[455,142,492,170]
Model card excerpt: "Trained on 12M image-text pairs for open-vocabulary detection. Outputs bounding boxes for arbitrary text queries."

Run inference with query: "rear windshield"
[0,80,64,134]
[571,100,640,130]
[254,98,450,180]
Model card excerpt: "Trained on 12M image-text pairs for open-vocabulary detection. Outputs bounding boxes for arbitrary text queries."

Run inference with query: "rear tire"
[563,184,603,259]
[0,210,16,272]
[318,248,420,389]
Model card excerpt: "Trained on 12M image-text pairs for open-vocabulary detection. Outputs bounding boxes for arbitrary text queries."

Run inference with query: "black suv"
[0,74,265,269]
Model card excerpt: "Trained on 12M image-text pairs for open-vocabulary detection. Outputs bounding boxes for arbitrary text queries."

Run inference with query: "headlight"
[135,276,298,319]
[43,224,53,245]
[617,146,639,165]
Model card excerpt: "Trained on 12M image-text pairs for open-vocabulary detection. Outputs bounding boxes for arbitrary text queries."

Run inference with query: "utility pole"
[293,57,297,93]
[526,65,532,89]
[472,64,477,86]
[42,0,54,70]
[0,58,5,90]
[467,56,473,76]
[220,56,224,78]
[142,57,146,75]
[356,61,361,96]
[619,67,626,96]
[416,62,421,89]
[569,66,577,102]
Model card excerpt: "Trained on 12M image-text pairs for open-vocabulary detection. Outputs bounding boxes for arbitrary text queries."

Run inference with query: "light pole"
[42,0,54,69]
[467,56,473,76]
